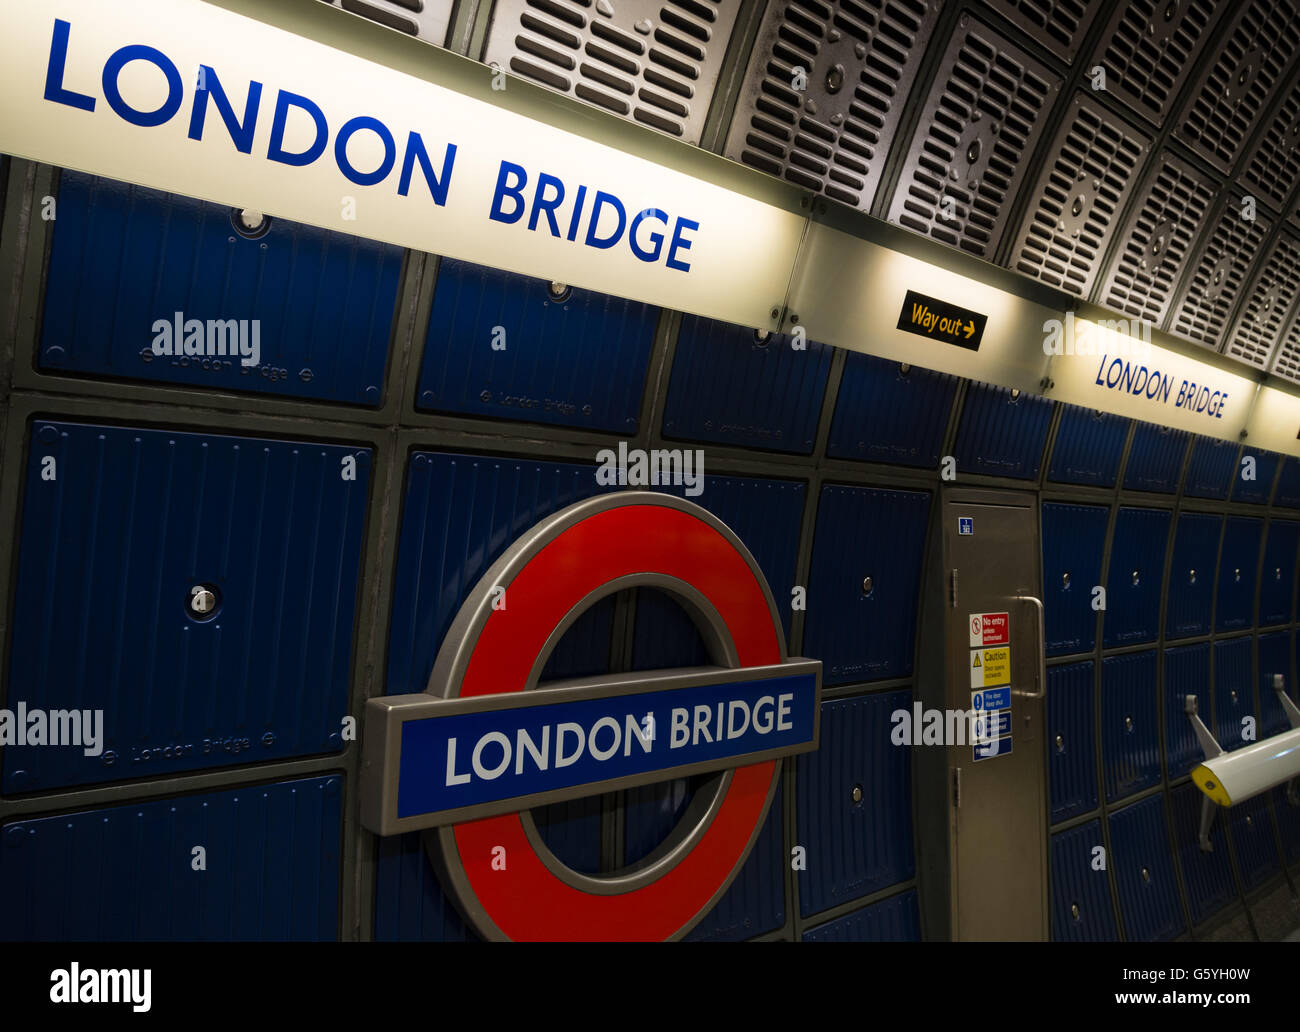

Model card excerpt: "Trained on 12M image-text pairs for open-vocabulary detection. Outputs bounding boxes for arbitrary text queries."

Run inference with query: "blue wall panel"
[1230,448,1279,504]
[1041,503,1107,656]
[1165,644,1210,778]
[1215,517,1263,632]
[5,422,369,792]
[826,354,957,467]
[629,590,710,671]
[1226,794,1280,890]
[1295,635,1300,704]
[1050,820,1118,941]
[802,889,921,941]
[1048,405,1129,486]
[662,317,832,454]
[804,486,930,685]
[797,691,914,917]
[1258,520,1299,626]
[951,382,1053,479]
[532,795,603,875]
[1108,794,1184,942]
[1259,632,1294,738]
[684,775,786,941]
[1101,651,1161,803]
[384,453,617,874]
[1183,436,1237,500]
[1274,785,1300,864]
[386,452,616,696]
[1213,637,1253,752]
[620,772,786,941]
[629,475,805,670]
[1275,457,1300,509]
[1103,507,1171,647]
[622,475,803,884]
[1168,783,1235,927]
[624,778,694,865]
[1048,661,1098,824]
[374,831,476,942]
[40,172,401,405]
[1164,513,1222,639]
[416,259,657,432]
[1123,422,1188,494]
[1,776,341,941]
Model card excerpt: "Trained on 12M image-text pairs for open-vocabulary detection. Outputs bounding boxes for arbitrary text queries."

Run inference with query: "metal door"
[943,489,1048,940]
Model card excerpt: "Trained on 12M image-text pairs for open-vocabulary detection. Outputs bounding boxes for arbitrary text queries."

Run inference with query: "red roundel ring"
[424,492,786,941]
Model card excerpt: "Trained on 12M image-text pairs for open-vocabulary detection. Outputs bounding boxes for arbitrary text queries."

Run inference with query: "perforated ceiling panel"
[983,0,1106,63]
[887,14,1060,259]
[483,0,739,143]
[1096,151,1217,325]
[723,0,944,211]
[318,0,452,44]
[1167,196,1272,349]
[1173,0,1300,175]
[1009,93,1149,297]
[1268,285,1300,384]
[1088,0,1220,128]
[1224,231,1300,368]
[1241,74,1300,213]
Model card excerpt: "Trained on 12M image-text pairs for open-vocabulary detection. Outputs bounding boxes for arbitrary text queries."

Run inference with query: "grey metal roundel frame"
[421,490,790,941]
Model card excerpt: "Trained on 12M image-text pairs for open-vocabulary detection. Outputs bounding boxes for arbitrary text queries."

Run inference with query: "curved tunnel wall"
[2,165,1298,940]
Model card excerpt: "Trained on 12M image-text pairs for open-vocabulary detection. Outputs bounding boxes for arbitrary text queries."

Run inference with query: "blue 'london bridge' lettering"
[395,672,818,820]
[40,17,701,271]
[1093,353,1228,420]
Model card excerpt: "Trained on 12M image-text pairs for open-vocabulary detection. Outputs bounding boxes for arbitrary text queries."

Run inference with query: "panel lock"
[188,584,220,620]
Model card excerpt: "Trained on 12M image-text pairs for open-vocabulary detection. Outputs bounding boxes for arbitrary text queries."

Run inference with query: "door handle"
[1011,594,1046,701]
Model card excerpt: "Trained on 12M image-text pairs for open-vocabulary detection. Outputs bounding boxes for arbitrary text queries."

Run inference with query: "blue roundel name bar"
[362,661,821,835]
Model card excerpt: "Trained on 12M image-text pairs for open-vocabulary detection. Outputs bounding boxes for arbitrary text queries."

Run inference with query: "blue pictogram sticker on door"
[958,517,974,535]
[971,686,1011,761]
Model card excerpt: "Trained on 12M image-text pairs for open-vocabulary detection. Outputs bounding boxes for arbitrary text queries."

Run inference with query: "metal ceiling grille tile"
[318,0,453,45]
[1173,0,1300,174]
[981,0,1106,64]
[1097,151,1218,325]
[1224,231,1300,368]
[886,14,1060,259]
[1270,308,1300,383]
[1166,196,1272,349]
[1088,0,1219,128]
[1008,93,1149,297]
[1241,75,1300,212]
[482,0,740,143]
[723,0,944,212]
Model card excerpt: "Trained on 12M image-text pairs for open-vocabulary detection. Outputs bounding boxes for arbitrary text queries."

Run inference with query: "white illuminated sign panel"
[0,0,805,329]
[1045,317,1255,440]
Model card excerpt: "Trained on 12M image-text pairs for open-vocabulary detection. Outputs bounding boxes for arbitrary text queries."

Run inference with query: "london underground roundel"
[361,492,822,941]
